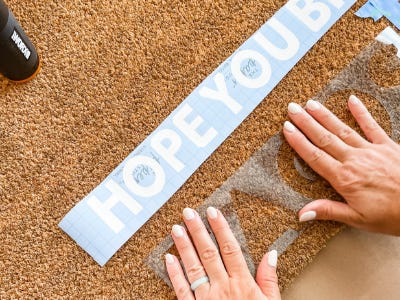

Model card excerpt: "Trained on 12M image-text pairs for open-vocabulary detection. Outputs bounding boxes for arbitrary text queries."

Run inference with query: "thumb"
[256,250,281,300]
[298,199,360,226]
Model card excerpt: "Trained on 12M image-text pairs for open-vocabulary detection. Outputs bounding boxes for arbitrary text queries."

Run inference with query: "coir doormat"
[0,0,398,299]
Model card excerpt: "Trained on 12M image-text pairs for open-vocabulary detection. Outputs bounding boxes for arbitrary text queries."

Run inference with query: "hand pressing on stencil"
[283,95,400,236]
[165,207,281,300]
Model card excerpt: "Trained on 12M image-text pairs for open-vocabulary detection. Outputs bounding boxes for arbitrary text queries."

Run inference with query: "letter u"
[253,17,300,61]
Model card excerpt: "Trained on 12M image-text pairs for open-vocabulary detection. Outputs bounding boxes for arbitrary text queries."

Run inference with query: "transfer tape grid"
[59,0,356,266]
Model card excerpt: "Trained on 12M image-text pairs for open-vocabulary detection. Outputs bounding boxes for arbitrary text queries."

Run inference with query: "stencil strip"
[60,0,356,266]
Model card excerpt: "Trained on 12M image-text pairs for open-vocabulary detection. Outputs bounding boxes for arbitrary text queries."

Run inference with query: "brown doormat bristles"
[0,0,397,299]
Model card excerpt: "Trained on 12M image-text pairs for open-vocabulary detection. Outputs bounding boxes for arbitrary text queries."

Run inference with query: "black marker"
[0,0,40,82]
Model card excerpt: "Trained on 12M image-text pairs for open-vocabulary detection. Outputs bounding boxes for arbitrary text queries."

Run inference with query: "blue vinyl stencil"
[60,0,356,266]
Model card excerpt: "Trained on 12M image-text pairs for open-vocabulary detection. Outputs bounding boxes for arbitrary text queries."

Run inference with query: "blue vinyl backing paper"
[60,0,356,266]
[356,0,400,29]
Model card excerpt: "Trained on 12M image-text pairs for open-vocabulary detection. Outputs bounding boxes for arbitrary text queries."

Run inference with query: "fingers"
[170,224,210,294]
[256,250,281,300]
[165,254,195,300]
[283,121,342,181]
[298,199,362,227]
[347,95,390,144]
[182,208,228,283]
[287,102,351,160]
[206,207,251,278]
[304,99,368,148]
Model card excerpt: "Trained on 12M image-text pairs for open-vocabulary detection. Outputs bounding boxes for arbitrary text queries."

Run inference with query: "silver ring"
[190,276,209,291]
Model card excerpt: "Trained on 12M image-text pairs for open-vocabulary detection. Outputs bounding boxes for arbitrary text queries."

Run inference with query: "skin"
[284,95,400,236]
[166,95,400,299]
[166,207,281,300]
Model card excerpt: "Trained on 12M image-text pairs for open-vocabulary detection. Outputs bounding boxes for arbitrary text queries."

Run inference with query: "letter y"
[199,73,242,114]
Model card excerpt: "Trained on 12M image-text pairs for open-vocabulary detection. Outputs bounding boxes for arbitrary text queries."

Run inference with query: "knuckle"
[190,224,211,242]
[189,224,204,237]
[260,272,279,285]
[296,116,308,128]
[178,240,192,252]
[321,203,334,219]
[186,263,205,280]
[211,222,229,235]
[320,110,332,120]
[358,110,370,120]
[199,246,219,262]
[220,240,241,257]
[310,148,325,163]
[318,133,334,148]
[338,126,354,141]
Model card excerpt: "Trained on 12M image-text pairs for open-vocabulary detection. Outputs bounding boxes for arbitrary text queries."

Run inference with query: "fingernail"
[165,253,175,265]
[288,102,302,114]
[268,250,278,268]
[207,207,218,219]
[299,211,317,222]
[306,99,320,111]
[183,208,195,220]
[172,225,184,237]
[349,95,360,105]
[284,121,296,133]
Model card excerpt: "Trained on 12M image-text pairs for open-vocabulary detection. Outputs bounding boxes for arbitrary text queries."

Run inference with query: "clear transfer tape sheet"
[59,0,356,266]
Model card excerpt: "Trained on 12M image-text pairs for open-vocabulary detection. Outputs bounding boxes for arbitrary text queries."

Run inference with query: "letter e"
[173,104,218,148]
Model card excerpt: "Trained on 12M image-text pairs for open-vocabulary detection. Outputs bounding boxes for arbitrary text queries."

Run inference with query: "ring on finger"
[190,276,209,291]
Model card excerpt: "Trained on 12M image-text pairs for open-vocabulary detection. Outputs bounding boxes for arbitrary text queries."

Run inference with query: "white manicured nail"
[268,250,278,268]
[306,99,320,111]
[183,208,195,220]
[299,211,317,222]
[284,121,296,132]
[165,253,175,265]
[172,225,184,237]
[349,95,360,105]
[288,102,302,114]
[207,207,218,219]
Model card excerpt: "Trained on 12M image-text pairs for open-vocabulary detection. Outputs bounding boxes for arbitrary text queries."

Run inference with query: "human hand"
[165,207,281,300]
[283,95,400,236]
